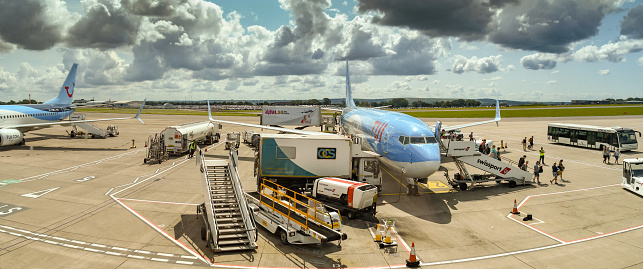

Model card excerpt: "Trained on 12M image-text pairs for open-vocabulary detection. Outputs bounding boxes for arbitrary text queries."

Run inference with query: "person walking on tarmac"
[550,164,559,185]
[522,137,527,151]
[188,140,196,158]
[539,147,546,165]
[528,136,534,150]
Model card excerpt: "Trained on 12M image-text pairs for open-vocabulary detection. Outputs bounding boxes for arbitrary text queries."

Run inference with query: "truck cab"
[225,132,241,150]
[622,158,643,196]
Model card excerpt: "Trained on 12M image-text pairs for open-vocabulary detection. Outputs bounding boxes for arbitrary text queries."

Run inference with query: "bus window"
[609,133,618,147]
[578,130,587,141]
[559,128,570,138]
[596,132,604,143]
[619,131,638,144]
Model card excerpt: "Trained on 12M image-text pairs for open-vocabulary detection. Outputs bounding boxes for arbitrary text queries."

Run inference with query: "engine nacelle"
[0,129,24,146]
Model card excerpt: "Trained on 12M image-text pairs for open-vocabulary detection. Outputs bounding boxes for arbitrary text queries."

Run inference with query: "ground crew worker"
[189,140,196,158]
[539,147,546,165]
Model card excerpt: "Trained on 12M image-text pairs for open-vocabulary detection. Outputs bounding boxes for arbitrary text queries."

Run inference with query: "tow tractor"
[225,132,241,150]
[246,180,347,245]
[622,158,643,197]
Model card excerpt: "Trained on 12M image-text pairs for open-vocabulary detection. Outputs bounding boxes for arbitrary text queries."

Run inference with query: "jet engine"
[0,129,24,146]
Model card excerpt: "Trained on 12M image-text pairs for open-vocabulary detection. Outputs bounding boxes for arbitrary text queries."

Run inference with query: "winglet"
[207,100,215,121]
[494,100,501,126]
[345,60,356,109]
[133,98,146,124]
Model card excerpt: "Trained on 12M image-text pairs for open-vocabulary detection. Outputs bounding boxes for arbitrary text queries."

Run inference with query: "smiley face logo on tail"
[66,81,74,97]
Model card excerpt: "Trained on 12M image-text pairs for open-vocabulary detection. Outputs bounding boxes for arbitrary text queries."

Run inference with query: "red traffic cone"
[406,241,420,267]
[511,199,520,214]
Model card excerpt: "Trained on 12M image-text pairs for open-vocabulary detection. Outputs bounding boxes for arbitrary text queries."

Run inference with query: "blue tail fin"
[44,63,78,105]
[345,60,356,108]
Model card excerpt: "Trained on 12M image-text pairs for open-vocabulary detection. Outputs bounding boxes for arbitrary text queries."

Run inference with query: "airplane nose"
[402,144,441,178]
[403,160,441,178]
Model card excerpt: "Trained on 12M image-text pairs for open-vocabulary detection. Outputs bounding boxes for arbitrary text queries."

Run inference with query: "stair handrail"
[228,148,258,244]
[200,149,220,248]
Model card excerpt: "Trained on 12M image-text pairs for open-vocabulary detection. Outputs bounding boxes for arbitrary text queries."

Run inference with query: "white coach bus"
[547,123,641,151]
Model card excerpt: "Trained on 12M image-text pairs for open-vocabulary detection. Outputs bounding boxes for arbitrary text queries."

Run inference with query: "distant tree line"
[0,99,40,105]
[605,97,643,103]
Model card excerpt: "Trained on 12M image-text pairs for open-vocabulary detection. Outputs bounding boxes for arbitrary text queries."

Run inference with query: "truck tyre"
[346,211,355,219]
[201,226,207,241]
[279,229,289,245]
[459,182,468,191]
[509,180,517,188]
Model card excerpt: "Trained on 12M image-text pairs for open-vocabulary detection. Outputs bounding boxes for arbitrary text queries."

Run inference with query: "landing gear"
[458,182,468,191]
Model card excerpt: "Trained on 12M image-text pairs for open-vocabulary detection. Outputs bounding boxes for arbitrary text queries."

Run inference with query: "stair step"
[214,207,240,213]
[217,238,250,245]
[216,217,243,222]
[212,198,236,202]
[218,233,246,239]
[216,222,245,228]
[219,228,247,234]
[215,245,256,252]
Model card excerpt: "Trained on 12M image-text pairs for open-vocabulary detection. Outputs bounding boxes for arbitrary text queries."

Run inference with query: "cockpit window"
[399,135,437,145]
[410,137,426,144]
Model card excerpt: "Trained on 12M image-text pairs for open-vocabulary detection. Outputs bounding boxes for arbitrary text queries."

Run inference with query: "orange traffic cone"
[379,227,398,248]
[374,224,382,242]
[406,241,420,267]
[511,199,520,214]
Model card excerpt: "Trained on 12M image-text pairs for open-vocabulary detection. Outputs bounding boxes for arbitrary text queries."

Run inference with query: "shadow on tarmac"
[174,214,346,268]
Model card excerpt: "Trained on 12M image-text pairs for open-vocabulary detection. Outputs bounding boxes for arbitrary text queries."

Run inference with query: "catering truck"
[162,121,221,155]
[254,134,382,191]
[310,177,377,219]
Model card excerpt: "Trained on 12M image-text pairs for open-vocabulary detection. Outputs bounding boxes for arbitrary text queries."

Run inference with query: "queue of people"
[603,147,622,164]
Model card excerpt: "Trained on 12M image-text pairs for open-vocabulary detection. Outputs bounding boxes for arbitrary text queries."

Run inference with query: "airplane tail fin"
[44,63,78,105]
[207,100,215,121]
[345,60,356,109]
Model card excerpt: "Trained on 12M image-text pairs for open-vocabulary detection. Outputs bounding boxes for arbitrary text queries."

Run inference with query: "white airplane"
[206,60,500,181]
[0,63,145,147]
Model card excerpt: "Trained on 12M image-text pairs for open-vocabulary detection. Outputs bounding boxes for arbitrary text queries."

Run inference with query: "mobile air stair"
[436,121,531,190]
[197,148,258,252]
[68,113,118,138]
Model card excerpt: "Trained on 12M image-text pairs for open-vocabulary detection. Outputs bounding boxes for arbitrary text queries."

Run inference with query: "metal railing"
[200,152,219,247]
[258,179,340,231]
[228,147,258,244]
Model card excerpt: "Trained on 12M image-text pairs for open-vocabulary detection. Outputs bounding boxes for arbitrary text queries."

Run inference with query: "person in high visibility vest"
[189,141,196,158]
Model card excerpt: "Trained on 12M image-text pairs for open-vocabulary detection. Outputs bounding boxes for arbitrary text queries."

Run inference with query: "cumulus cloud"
[598,69,610,75]
[639,56,643,66]
[621,4,643,39]
[451,55,502,74]
[66,0,142,49]
[0,0,71,50]
[572,37,643,63]
[520,53,557,70]
[489,0,617,53]
[370,33,439,75]
[546,80,558,84]
[357,0,500,41]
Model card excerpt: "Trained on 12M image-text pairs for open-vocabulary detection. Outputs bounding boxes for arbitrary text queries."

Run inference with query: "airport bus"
[547,123,641,151]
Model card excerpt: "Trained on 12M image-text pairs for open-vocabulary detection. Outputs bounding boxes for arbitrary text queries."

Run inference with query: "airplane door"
[383,126,394,155]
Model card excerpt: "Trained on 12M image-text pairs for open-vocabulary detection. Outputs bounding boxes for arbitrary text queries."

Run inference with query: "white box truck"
[254,134,382,191]
[162,121,221,155]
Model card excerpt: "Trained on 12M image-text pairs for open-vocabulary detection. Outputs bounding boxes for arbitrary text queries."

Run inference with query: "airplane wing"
[207,101,332,136]
[372,105,391,109]
[321,107,343,112]
[439,100,501,131]
[1,99,146,129]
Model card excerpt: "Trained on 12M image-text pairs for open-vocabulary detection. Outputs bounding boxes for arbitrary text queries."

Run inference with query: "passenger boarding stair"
[199,148,257,252]
[74,122,108,138]
[439,137,531,189]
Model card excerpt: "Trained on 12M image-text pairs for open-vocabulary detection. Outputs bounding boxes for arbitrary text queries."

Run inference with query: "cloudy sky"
[0,0,642,102]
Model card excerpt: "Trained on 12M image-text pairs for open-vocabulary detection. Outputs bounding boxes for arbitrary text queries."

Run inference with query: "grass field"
[77,105,643,118]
